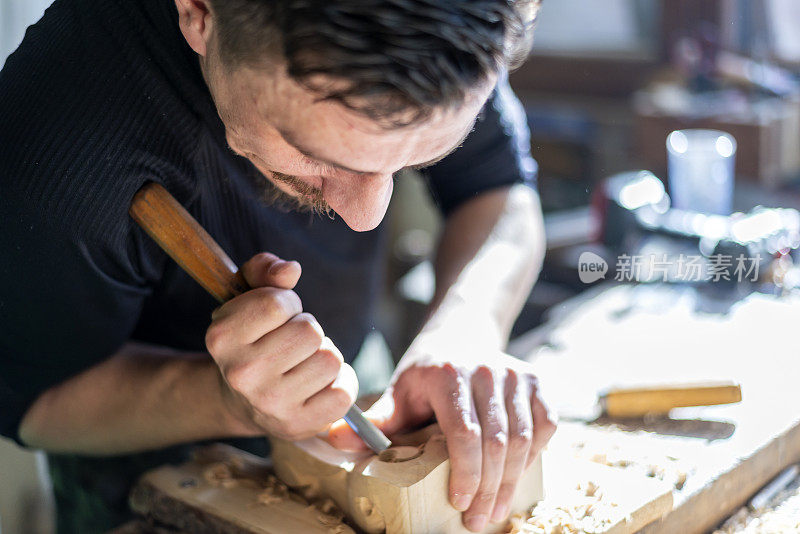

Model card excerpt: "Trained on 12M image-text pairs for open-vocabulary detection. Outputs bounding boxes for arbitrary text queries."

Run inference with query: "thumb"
[241,252,302,290]
[325,391,406,451]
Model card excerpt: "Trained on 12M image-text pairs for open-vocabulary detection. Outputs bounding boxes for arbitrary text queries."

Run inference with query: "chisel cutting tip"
[343,404,392,453]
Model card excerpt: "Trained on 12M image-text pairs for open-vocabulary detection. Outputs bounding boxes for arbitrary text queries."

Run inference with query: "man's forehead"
[278,114,479,174]
[271,88,491,174]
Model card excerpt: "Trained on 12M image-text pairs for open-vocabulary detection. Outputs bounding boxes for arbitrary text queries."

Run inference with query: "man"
[0,0,555,532]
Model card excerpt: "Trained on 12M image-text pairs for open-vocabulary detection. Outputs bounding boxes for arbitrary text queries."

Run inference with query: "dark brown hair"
[209,0,541,127]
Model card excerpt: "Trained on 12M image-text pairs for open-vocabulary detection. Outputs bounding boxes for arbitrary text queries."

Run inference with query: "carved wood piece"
[270,426,545,534]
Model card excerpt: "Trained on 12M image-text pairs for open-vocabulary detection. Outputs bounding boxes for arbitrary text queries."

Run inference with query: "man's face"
[200,42,496,232]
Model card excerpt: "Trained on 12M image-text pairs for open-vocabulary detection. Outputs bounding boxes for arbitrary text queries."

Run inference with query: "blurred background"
[4,0,800,532]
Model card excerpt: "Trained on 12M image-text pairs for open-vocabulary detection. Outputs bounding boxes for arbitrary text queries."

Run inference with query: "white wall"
[533,0,657,56]
[0,0,53,68]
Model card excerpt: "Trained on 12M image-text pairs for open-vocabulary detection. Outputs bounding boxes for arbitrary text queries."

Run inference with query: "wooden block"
[270,427,544,534]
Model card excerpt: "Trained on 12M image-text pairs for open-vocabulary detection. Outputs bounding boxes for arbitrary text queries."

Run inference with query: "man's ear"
[174,0,214,57]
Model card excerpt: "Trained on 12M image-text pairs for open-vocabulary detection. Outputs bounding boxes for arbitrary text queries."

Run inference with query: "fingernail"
[451,493,472,512]
[465,514,487,532]
[491,504,508,522]
[268,261,285,275]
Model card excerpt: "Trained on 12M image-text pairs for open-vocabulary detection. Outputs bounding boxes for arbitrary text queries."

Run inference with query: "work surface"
[122,282,800,533]
[509,282,800,533]
[125,441,670,534]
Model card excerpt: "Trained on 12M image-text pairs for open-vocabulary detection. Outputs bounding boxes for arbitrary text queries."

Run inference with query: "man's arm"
[412,184,554,529]
[19,254,359,454]
[426,182,544,342]
[19,344,246,454]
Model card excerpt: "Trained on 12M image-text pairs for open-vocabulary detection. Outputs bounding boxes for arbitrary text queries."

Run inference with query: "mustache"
[259,170,335,219]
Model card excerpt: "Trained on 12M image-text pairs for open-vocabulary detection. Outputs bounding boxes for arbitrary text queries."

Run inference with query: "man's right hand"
[205,252,358,441]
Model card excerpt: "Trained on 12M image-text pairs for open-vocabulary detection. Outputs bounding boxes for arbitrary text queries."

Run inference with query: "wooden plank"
[130,444,355,534]
[509,283,800,534]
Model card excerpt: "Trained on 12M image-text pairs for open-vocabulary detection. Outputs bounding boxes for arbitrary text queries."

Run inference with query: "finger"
[429,364,482,516]
[214,314,324,399]
[251,313,325,373]
[326,391,398,451]
[281,337,344,399]
[303,362,359,431]
[464,366,508,533]
[326,418,367,451]
[528,378,557,467]
[491,370,533,523]
[208,287,302,345]
[241,252,302,289]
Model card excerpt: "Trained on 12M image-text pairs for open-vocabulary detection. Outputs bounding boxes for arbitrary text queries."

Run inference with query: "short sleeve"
[0,182,163,445]
[423,70,538,216]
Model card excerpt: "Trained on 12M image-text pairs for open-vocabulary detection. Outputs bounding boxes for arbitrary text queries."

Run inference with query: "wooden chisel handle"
[129,182,249,303]
[601,381,742,418]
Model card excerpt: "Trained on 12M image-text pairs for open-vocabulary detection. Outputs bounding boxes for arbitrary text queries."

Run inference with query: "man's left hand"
[327,330,557,532]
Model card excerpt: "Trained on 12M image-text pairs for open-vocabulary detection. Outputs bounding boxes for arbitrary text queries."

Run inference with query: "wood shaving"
[714,477,800,533]
[203,462,238,488]
[194,450,350,532]
[504,480,619,534]
[256,482,290,506]
[576,440,690,491]
[254,474,315,508]
[315,498,341,516]
[309,499,348,533]
[580,481,601,498]
[298,483,320,501]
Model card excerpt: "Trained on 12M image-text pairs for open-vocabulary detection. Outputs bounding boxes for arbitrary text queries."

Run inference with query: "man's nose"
[326,173,394,232]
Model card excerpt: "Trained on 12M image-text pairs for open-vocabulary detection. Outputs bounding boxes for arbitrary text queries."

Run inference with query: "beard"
[257,170,335,219]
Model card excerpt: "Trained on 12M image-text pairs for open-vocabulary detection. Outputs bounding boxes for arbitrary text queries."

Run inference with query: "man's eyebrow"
[279,118,476,175]
[279,128,374,175]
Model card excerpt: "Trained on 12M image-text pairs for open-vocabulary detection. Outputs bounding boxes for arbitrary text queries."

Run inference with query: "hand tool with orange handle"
[601,381,742,418]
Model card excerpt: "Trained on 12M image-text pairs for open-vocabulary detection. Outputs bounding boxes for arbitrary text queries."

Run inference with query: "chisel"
[558,380,743,421]
[129,182,392,453]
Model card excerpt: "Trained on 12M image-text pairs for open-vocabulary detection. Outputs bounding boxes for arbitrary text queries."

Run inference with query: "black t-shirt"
[0,0,536,529]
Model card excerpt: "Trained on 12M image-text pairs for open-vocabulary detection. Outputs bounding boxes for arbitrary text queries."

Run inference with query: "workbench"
[508,282,800,533]
[121,282,800,533]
